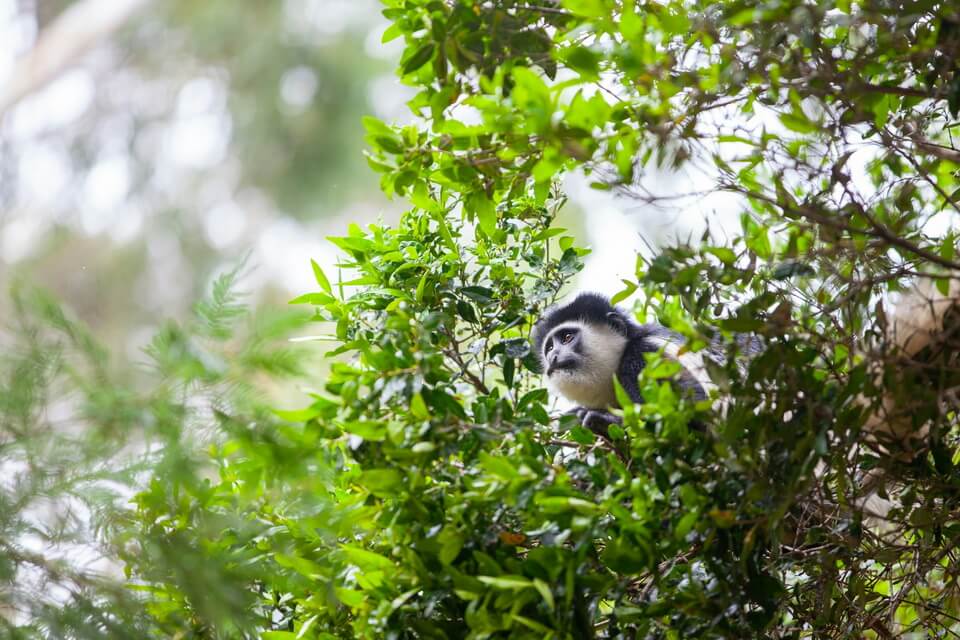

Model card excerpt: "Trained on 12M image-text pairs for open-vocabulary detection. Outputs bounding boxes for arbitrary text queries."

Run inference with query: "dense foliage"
[5,0,960,638]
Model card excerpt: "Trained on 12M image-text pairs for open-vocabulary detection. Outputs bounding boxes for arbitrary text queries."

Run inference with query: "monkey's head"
[531,293,632,408]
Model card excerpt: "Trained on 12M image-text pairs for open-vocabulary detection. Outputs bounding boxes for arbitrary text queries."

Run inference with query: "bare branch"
[910,135,960,163]
[729,186,960,272]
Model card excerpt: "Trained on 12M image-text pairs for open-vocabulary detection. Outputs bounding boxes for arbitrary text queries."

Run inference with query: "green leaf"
[937,278,950,296]
[659,10,690,35]
[510,67,551,111]
[601,537,650,574]
[327,235,374,254]
[569,425,596,445]
[358,468,404,496]
[779,110,817,134]
[410,392,430,420]
[610,280,638,305]
[340,421,387,441]
[296,615,319,639]
[362,115,395,138]
[561,0,606,18]
[467,192,497,237]
[272,405,323,422]
[341,545,395,571]
[273,553,324,579]
[461,285,496,305]
[311,259,333,294]
[334,588,366,609]
[401,42,435,75]
[535,495,600,514]
[289,292,335,305]
[719,316,765,332]
[478,575,533,590]
[438,528,465,565]
[564,46,600,78]
[381,22,403,43]
[479,452,519,480]
[706,247,737,266]
[646,358,682,379]
[533,578,555,611]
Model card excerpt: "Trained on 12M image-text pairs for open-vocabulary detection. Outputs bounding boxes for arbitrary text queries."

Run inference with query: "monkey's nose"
[546,354,559,375]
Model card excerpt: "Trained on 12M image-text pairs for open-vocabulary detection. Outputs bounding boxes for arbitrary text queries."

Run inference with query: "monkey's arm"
[568,406,621,438]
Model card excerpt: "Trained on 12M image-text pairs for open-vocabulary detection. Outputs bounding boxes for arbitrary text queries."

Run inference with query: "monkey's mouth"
[547,358,578,376]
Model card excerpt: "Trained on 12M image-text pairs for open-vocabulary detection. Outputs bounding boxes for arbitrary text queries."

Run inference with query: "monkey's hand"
[567,407,622,439]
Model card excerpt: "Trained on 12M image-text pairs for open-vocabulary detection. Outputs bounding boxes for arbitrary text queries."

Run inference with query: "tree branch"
[909,135,960,163]
[857,82,935,99]
[729,187,960,272]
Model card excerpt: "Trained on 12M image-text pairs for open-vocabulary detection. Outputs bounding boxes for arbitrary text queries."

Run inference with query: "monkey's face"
[542,324,583,376]
[542,321,628,409]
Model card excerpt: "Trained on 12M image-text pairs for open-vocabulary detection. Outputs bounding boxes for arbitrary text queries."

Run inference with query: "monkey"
[532,285,960,535]
[531,283,960,441]
[531,292,722,434]
[852,279,960,521]
[862,279,960,454]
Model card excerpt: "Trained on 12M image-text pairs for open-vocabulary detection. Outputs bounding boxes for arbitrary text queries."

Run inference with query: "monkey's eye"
[545,341,554,354]
[560,331,574,344]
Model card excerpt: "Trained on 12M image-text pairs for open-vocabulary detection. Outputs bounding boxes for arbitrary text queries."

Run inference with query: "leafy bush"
[5,0,960,638]
[124,1,960,638]
[119,186,844,639]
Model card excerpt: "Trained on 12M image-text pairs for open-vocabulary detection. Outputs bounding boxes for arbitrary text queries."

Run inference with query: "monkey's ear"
[606,312,628,335]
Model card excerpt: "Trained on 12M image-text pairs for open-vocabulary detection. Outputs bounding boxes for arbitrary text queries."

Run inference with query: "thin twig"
[730,186,960,272]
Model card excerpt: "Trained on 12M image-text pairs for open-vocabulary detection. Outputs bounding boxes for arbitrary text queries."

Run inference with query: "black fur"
[532,292,632,353]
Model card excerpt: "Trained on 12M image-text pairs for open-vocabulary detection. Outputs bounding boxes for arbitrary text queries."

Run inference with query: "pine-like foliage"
[0,274,305,638]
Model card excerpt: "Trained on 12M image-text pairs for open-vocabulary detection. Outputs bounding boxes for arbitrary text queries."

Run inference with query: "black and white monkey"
[533,286,960,441]
[532,285,960,529]
[531,292,721,433]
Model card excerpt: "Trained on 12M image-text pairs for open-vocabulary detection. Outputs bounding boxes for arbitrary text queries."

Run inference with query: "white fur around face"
[545,322,628,409]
